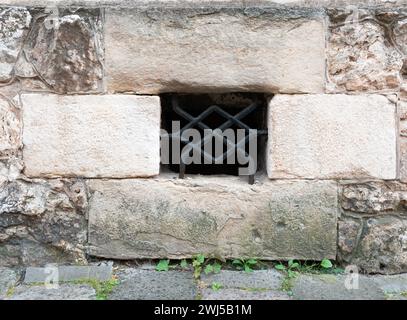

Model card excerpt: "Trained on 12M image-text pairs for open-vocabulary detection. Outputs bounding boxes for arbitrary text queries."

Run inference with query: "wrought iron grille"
[164,94,267,184]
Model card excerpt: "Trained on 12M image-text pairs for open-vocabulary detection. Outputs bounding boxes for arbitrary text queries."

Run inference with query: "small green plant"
[204,262,222,275]
[232,259,258,273]
[6,286,15,298]
[401,291,407,297]
[211,282,223,291]
[93,278,120,300]
[180,259,189,269]
[192,254,206,279]
[320,259,333,269]
[275,260,300,279]
[156,259,170,272]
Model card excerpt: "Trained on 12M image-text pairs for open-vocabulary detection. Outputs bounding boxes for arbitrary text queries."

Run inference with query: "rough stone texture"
[201,288,290,300]
[341,182,407,214]
[0,7,31,82]
[328,9,405,92]
[372,273,407,294]
[105,7,326,94]
[88,177,338,260]
[109,269,197,300]
[339,181,407,274]
[351,216,407,274]
[0,94,21,157]
[16,9,103,93]
[0,267,18,299]
[267,94,397,179]
[399,100,407,182]
[22,94,161,178]
[201,270,283,290]
[338,218,362,255]
[292,274,386,300]
[7,284,96,300]
[0,179,88,267]
[24,263,113,283]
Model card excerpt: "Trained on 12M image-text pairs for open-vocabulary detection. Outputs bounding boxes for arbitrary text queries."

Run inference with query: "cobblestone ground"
[1,265,407,300]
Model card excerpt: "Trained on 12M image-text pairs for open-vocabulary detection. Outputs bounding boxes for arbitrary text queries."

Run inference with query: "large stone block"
[399,100,407,182]
[341,216,407,274]
[327,8,405,92]
[87,177,338,260]
[0,179,87,267]
[15,8,104,93]
[105,7,326,94]
[267,94,397,179]
[22,94,160,178]
[0,7,31,82]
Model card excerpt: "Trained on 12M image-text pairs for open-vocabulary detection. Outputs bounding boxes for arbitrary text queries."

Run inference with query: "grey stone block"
[201,270,283,290]
[24,263,113,284]
[201,288,290,300]
[109,269,197,300]
[0,268,18,299]
[8,284,96,300]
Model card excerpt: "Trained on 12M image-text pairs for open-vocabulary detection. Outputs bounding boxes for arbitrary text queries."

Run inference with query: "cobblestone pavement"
[1,265,407,300]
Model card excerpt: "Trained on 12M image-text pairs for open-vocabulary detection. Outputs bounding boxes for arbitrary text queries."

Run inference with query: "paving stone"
[292,274,386,300]
[201,270,283,290]
[371,274,407,294]
[109,269,197,300]
[0,268,19,299]
[24,263,113,284]
[8,284,96,300]
[201,288,290,300]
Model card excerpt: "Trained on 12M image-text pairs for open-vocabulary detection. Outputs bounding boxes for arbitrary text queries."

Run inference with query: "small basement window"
[160,93,269,184]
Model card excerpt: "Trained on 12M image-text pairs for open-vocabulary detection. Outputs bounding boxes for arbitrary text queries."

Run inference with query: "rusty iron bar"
[170,95,266,184]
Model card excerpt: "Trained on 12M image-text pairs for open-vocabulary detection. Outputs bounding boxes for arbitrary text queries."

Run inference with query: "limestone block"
[267,94,397,179]
[88,177,338,260]
[105,7,326,94]
[22,94,161,178]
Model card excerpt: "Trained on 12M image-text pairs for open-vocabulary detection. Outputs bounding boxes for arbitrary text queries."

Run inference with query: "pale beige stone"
[328,11,405,93]
[105,7,326,94]
[88,176,338,260]
[267,94,397,179]
[22,94,160,178]
[399,100,407,182]
[0,94,21,157]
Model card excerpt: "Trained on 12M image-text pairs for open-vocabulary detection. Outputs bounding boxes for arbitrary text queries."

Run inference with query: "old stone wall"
[0,0,406,274]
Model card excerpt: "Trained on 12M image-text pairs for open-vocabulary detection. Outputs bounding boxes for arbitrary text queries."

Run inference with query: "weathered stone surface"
[0,179,87,267]
[328,11,404,92]
[338,218,362,256]
[105,7,325,94]
[24,263,113,283]
[0,7,31,82]
[0,95,21,157]
[201,270,283,290]
[8,284,96,300]
[267,94,397,179]
[109,269,197,300]
[350,216,407,274]
[88,177,338,260]
[16,9,103,93]
[341,182,407,214]
[22,94,160,178]
[0,267,18,299]
[201,288,290,300]
[292,274,386,300]
[399,100,407,182]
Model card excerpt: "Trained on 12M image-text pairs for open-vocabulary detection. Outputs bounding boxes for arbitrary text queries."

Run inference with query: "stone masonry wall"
[0,0,406,274]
